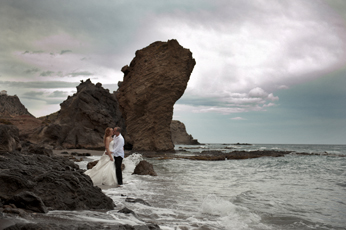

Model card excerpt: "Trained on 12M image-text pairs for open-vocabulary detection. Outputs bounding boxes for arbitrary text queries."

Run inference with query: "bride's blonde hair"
[103,127,113,145]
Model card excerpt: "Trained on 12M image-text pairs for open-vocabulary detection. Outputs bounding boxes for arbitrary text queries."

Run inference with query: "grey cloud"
[67,71,93,77]
[22,50,44,54]
[60,50,72,55]
[22,91,44,100]
[177,95,226,107]
[24,68,40,74]
[102,84,119,92]
[48,90,69,98]
[177,90,280,114]
[22,91,67,105]
[45,99,67,105]
[231,117,246,120]
[0,80,78,89]
[40,71,55,77]
[248,87,268,98]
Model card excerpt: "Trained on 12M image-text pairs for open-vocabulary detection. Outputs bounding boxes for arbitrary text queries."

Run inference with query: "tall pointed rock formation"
[116,39,195,151]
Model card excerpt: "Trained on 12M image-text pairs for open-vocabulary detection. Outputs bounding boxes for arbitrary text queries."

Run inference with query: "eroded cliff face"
[117,39,196,151]
[30,79,125,149]
[170,120,200,145]
[0,95,41,139]
[0,95,34,118]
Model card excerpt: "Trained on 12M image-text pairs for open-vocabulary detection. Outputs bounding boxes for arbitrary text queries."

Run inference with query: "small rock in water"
[125,197,151,206]
[118,207,135,214]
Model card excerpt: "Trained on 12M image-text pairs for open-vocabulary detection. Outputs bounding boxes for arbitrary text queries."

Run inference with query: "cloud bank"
[0,0,346,118]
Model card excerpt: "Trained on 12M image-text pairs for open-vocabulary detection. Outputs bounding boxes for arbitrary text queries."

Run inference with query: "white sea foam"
[122,153,143,174]
[70,144,346,229]
[47,210,143,226]
[74,160,88,170]
[200,194,270,229]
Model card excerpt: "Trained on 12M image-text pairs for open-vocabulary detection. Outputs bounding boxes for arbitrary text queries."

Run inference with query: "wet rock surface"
[117,39,195,152]
[133,160,157,176]
[143,150,293,160]
[0,150,115,211]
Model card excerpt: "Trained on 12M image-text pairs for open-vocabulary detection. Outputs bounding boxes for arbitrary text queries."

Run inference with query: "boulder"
[117,39,195,151]
[0,125,21,152]
[133,160,157,176]
[170,120,200,145]
[0,151,115,211]
[29,79,125,149]
[87,160,99,169]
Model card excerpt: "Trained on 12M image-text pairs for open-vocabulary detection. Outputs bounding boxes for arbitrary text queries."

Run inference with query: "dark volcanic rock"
[170,120,199,145]
[0,95,41,139]
[0,95,34,118]
[117,39,195,151]
[23,144,53,156]
[87,160,99,169]
[125,197,151,206]
[0,151,115,211]
[12,191,48,213]
[29,79,125,149]
[133,160,157,176]
[0,125,21,152]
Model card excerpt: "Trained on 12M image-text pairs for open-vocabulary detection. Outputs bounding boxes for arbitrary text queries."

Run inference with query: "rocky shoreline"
[2,144,344,230]
[0,146,159,230]
[2,121,343,229]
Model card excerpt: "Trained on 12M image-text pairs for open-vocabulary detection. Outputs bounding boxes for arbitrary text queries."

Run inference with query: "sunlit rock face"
[117,39,195,151]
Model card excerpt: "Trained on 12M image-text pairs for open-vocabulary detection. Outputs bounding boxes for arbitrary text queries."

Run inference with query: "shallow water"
[63,144,346,229]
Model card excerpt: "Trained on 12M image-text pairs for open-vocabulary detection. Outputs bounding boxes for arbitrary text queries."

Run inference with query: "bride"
[85,127,118,186]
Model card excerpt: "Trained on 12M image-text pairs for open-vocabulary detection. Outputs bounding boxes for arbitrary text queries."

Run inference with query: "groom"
[112,127,124,185]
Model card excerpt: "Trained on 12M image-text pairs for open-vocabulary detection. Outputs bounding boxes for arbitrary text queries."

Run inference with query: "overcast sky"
[1,0,345,144]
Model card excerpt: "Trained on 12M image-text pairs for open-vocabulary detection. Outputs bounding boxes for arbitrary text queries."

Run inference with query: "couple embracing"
[85,127,124,186]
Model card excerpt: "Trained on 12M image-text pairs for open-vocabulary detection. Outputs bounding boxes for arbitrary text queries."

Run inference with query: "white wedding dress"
[85,140,118,186]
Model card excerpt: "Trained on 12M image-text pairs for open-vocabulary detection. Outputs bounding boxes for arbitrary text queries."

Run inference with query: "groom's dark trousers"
[114,156,123,185]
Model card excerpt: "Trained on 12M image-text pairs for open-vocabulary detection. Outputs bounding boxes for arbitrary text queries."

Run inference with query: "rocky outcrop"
[29,79,125,149]
[0,95,42,139]
[0,150,115,211]
[133,160,157,176]
[170,120,200,145]
[0,95,34,118]
[0,125,21,152]
[117,39,195,152]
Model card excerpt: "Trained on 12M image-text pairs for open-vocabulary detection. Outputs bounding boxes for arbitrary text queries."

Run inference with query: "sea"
[51,144,346,230]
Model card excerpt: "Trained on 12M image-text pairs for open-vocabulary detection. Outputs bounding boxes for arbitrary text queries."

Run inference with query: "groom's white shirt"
[112,133,124,158]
